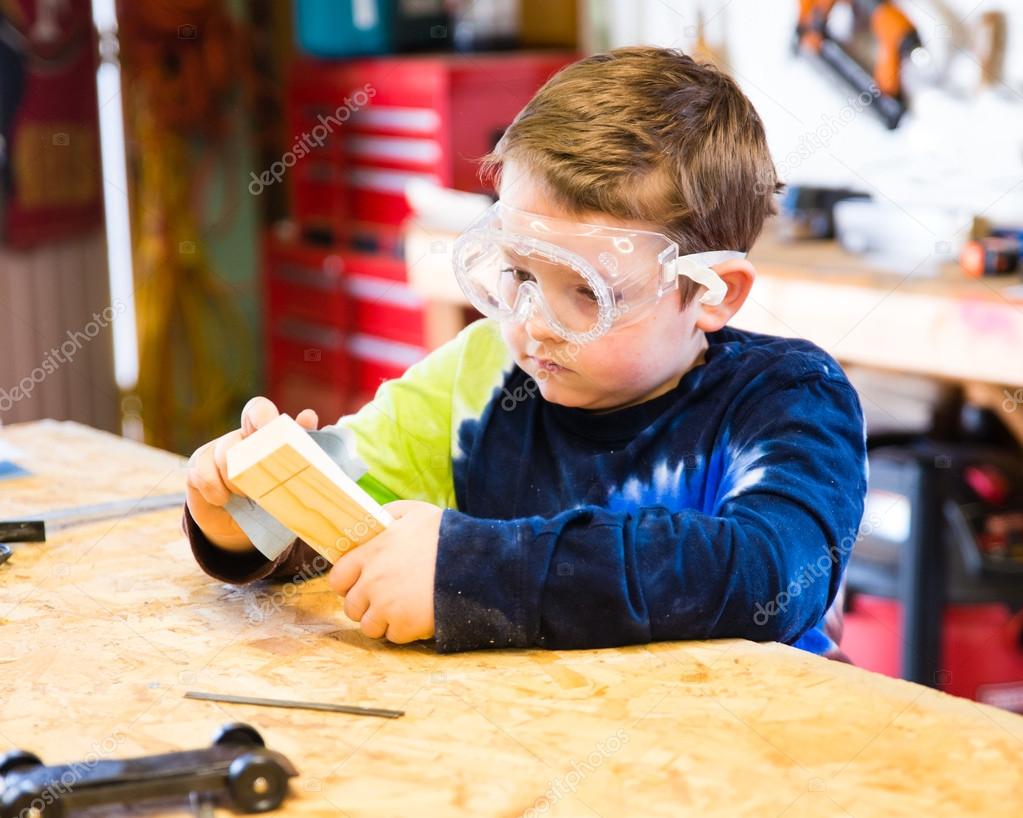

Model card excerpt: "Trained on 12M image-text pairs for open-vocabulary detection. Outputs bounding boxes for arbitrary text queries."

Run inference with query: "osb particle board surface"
[2,421,1022,817]
[1,419,187,517]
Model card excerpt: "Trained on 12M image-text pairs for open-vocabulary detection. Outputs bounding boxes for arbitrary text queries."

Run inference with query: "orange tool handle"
[797,0,838,53]
[872,2,916,97]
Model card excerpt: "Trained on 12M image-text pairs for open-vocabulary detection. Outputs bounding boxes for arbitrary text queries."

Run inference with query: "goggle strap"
[672,250,745,306]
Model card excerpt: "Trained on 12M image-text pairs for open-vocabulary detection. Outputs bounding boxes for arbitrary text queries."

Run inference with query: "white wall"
[592,0,1023,236]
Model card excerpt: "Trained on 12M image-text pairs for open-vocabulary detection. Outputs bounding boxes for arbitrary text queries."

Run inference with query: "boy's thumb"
[296,408,319,431]
[241,396,280,437]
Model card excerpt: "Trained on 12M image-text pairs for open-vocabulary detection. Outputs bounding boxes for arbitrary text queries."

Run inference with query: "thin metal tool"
[0,492,186,542]
[35,492,187,530]
[184,691,404,719]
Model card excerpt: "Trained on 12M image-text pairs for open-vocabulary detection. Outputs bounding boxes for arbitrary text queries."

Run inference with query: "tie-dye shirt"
[186,319,867,656]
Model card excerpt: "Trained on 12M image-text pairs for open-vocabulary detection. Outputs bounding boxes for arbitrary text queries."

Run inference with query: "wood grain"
[2,421,1022,817]
[227,414,391,564]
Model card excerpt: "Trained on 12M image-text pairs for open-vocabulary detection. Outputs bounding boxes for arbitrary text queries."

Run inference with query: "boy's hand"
[327,500,442,644]
[185,396,319,552]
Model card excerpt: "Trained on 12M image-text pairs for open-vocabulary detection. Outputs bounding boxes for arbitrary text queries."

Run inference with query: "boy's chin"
[524,361,624,410]
[537,378,656,412]
[534,378,583,407]
[534,379,606,410]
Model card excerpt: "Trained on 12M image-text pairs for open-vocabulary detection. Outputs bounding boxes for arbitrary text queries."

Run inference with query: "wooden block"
[227,414,393,563]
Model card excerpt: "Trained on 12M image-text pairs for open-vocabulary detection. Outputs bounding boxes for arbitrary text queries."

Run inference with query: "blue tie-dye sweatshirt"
[186,319,867,656]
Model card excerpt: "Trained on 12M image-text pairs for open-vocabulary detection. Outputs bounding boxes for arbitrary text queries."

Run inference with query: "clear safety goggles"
[451,202,746,344]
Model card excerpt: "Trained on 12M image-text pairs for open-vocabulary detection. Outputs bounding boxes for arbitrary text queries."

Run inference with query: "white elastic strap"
[673,251,745,306]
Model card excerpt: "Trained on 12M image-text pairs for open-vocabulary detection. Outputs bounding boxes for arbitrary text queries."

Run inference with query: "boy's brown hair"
[481,47,781,302]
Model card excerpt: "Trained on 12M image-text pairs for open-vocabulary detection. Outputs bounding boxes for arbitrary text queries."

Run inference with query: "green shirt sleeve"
[337,319,511,509]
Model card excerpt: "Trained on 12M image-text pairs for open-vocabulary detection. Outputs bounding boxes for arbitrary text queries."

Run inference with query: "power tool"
[795,0,924,129]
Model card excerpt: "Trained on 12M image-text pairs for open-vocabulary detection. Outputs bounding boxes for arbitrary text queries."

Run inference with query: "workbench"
[2,420,1023,817]
[736,232,1023,383]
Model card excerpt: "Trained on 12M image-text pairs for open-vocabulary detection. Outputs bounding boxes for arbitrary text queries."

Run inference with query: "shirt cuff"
[182,504,296,584]
[433,509,536,652]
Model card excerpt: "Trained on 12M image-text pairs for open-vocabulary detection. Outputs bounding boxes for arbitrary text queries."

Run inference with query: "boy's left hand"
[327,500,442,644]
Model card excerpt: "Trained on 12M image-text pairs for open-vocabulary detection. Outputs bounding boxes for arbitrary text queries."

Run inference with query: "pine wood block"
[227,414,392,563]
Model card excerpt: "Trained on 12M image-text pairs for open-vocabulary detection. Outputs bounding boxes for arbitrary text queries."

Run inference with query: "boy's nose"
[511,284,561,343]
[524,309,560,344]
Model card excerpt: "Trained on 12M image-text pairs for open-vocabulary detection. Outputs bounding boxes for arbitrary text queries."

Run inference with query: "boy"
[185,47,867,656]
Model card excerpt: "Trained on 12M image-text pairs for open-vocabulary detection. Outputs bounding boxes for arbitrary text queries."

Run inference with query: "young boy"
[184,47,867,657]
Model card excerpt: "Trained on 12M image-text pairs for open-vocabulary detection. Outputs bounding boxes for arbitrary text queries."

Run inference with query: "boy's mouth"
[529,356,570,374]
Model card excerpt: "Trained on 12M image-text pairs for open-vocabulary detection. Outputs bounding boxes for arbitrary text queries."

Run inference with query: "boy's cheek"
[498,320,516,342]
[499,322,526,360]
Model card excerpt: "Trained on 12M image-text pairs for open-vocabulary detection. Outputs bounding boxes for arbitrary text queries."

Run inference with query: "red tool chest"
[264,229,429,419]
[263,230,348,421]
[286,51,575,232]
[270,51,575,414]
[343,251,426,347]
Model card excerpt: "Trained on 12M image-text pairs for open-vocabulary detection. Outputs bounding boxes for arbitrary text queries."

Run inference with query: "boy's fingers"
[342,584,370,622]
[385,624,421,645]
[213,430,245,495]
[187,441,230,507]
[241,396,279,437]
[359,608,387,640]
[328,549,365,596]
[295,408,319,430]
[382,500,420,519]
[187,471,229,509]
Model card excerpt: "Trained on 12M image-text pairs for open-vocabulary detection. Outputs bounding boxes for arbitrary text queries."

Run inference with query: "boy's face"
[496,165,730,412]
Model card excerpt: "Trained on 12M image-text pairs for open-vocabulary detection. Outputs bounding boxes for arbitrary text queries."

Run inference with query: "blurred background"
[2,0,1023,708]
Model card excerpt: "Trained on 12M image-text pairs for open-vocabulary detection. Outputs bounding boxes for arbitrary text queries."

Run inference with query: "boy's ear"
[694,258,756,333]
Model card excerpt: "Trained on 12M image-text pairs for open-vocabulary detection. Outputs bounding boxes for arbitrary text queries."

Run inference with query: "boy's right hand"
[185,396,319,552]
